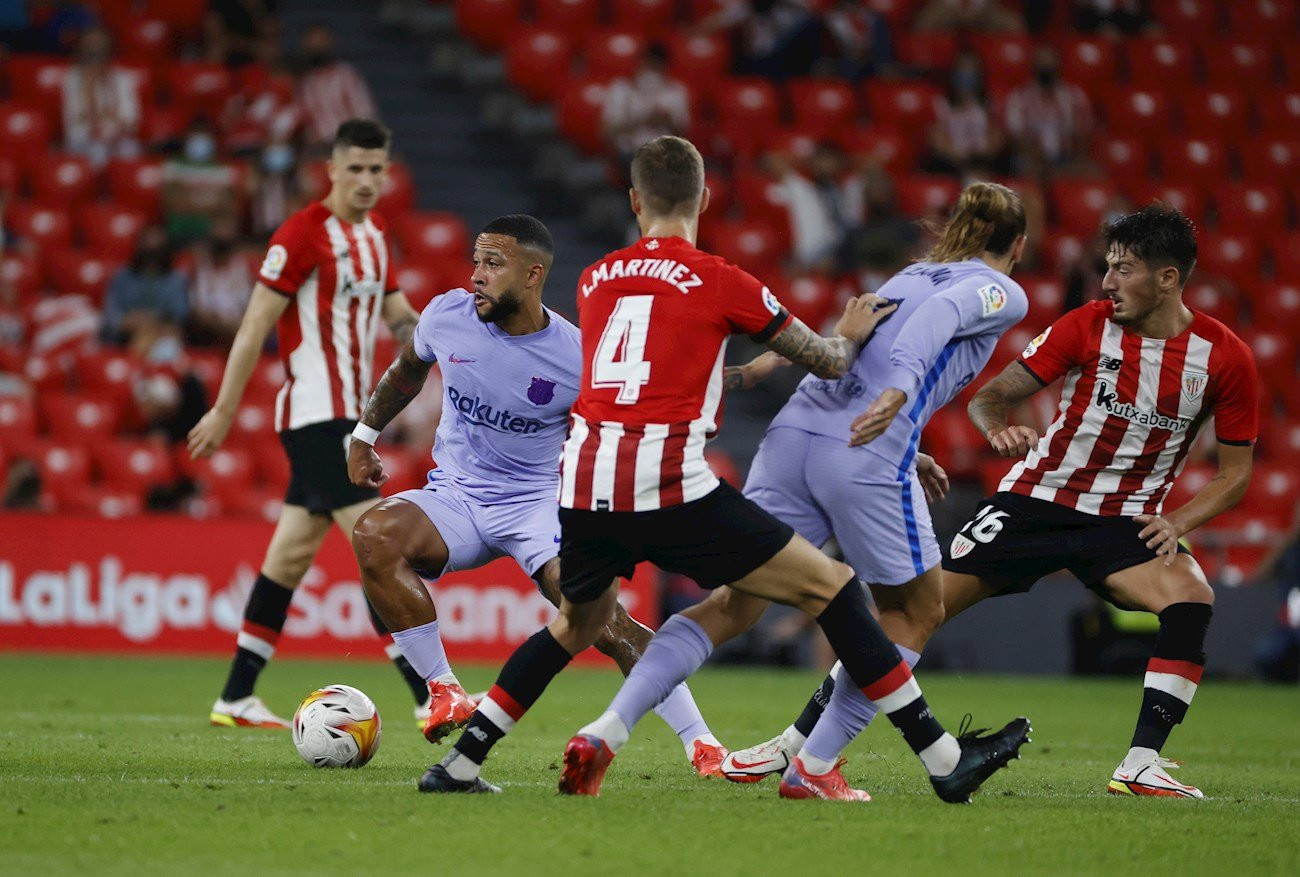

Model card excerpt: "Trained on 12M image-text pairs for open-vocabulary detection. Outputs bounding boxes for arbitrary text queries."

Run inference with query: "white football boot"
[1108,754,1204,799]
[210,695,291,729]
[721,730,799,783]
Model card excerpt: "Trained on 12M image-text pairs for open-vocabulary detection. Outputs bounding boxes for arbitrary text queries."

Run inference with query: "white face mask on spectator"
[184,134,216,164]
[262,144,295,175]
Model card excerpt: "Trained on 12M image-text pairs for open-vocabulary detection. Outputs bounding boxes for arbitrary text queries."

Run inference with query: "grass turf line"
[1,654,1297,877]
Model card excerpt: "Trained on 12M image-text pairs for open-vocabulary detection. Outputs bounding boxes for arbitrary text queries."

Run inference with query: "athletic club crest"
[1181,371,1208,403]
[527,377,556,405]
[950,533,976,559]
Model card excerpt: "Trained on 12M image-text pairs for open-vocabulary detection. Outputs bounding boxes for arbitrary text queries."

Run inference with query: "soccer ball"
[292,684,382,768]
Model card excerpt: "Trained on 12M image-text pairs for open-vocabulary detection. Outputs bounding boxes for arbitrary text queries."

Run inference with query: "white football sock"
[441,749,480,781]
[579,710,630,753]
[920,733,961,777]
[780,724,807,757]
[796,750,837,776]
[684,732,722,759]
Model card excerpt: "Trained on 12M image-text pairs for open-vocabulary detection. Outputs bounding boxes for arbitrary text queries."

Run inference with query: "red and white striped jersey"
[257,201,399,432]
[559,236,792,512]
[1001,301,1258,516]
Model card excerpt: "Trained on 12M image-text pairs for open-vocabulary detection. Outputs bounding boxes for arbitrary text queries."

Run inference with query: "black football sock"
[445,627,573,774]
[792,673,836,739]
[366,597,429,705]
[1130,602,1212,754]
[220,574,294,702]
[815,579,948,763]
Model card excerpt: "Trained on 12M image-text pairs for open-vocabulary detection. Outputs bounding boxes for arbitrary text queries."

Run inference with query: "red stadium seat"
[30,442,92,495]
[787,79,859,142]
[1180,88,1250,136]
[702,218,784,277]
[1039,231,1086,275]
[251,433,291,489]
[139,104,193,148]
[1096,136,1150,183]
[1106,89,1174,145]
[78,203,148,260]
[222,485,285,521]
[1239,138,1300,187]
[6,55,69,124]
[245,357,287,405]
[92,439,175,493]
[895,175,961,219]
[1196,233,1262,289]
[732,167,788,229]
[392,263,442,311]
[971,34,1032,95]
[1049,178,1116,237]
[1256,88,1300,136]
[0,395,38,445]
[0,104,51,169]
[1126,181,1207,221]
[393,212,472,261]
[863,80,939,131]
[1203,39,1277,90]
[183,446,256,505]
[1229,0,1298,37]
[778,275,837,331]
[1213,184,1288,237]
[38,392,121,439]
[1056,36,1118,102]
[1019,275,1065,327]
[453,0,522,51]
[664,34,731,84]
[29,154,98,206]
[8,201,74,251]
[376,445,424,493]
[1150,0,1220,37]
[534,0,601,40]
[1238,327,1296,398]
[50,484,144,518]
[1,252,42,304]
[226,402,277,448]
[117,16,170,62]
[105,158,165,217]
[1183,281,1241,325]
[75,349,141,405]
[713,77,782,135]
[165,63,234,118]
[377,161,416,218]
[1263,416,1300,460]
[893,32,959,72]
[145,0,208,33]
[1161,138,1229,185]
[836,126,918,175]
[1124,38,1195,91]
[557,77,612,154]
[45,249,120,303]
[585,30,646,81]
[1252,282,1300,340]
[610,0,677,38]
[505,29,574,103]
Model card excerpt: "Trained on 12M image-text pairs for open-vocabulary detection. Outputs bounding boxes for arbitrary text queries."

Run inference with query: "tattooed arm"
[967,361,1046,457]
[348,338,434,487]
[762,295,897,380]
[723,352,790,391]
[382,292,420,347]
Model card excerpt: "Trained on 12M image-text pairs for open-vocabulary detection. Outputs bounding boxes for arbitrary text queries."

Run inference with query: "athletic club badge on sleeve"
[527,377,556,406]
[1181,371,1208,404]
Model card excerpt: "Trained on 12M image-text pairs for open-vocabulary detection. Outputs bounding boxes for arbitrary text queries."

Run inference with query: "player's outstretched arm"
[1137,442,1253,566]
[347,338,433,488]
[764,296,897,379]
[722,351,790,391]
[967,361,1045,457]
[381,292,420,347]
[187,283,289,458]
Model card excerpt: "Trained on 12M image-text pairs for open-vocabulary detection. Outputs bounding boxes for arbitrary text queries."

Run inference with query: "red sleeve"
[257,216,318,296]
[721,262,792,341]
[1210,335,1259,445]
[369,213,401,294]
[1016,304,1095,385]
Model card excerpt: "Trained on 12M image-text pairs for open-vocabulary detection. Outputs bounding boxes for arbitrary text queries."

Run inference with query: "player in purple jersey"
[345,215,729,778]
[716,183,1032,799]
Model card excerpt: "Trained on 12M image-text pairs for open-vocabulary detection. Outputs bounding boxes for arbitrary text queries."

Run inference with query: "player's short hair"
[333,118,391,152]
[630,136,705,216]
[924,181,1025,263]
[480,214,554,256]
[1103,204,1198,287]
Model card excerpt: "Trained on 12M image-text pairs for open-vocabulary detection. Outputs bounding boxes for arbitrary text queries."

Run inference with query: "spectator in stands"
[926,48,1005,177]
[843,164,919,286]
[1073,0,1152,35]
[205,0,277,68]
[102,225,188,353]
[762,144,852,273]
[162,118,239,245]
[820,0,893,81]
[249,138,305,237]
[296,24,378,150]
[601,44,691,166]
[694,0,823,81]
[61,27,141,167]
[1003,46,1094,178]
[219,36,302,155]
[186,215,253,346]
[913,0,1025,33]
[18,0,95,54]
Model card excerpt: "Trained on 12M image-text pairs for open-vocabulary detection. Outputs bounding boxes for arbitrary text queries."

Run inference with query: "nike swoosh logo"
[553,536,562,543]
[448,354,476,363]
[729,756,782,770]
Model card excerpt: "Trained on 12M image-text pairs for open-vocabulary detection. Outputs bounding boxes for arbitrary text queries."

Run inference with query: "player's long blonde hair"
[923,182,1025,263]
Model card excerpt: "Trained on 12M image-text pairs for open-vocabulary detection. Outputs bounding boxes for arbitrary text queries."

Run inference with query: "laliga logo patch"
[977,283,1007,317]
[761,286,782,316]
[950,533,976,559]
[1181,371,1207,403]
[1022,326,1052,358]
[260,244,288,281]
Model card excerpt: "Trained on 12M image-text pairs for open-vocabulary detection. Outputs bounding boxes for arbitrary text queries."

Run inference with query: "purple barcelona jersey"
[412,289,581,502]
[770,259,1028,472]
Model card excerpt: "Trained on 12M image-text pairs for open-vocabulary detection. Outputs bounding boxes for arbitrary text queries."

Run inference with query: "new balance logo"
[467,727,488,742]
[1099,355,1123,371]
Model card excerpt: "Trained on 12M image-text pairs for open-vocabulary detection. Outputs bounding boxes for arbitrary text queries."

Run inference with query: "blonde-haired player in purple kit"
[718,182,1032,799]
[345,214,731,777]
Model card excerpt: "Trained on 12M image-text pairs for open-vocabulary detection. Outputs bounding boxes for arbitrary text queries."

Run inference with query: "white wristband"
[351,422,381,445]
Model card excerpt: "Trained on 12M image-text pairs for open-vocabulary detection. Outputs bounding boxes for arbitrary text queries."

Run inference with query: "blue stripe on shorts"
[896,339,961,576]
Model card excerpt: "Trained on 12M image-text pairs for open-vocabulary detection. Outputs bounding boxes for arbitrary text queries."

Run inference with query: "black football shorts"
[280,418,380,515]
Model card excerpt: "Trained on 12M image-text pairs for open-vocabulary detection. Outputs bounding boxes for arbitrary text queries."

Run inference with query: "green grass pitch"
[2,654,1297,877]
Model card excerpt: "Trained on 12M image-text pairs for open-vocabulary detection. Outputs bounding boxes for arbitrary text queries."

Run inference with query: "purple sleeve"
[884,278,1027,401]
[413,289,464,363]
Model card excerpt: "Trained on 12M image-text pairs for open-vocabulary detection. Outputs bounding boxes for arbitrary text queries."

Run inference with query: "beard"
[476,290,521,323]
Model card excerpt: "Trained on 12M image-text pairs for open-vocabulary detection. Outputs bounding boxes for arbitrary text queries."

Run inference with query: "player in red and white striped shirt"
[187,120,422,730]
[426,136,1030,800]
[946,206,1258,798]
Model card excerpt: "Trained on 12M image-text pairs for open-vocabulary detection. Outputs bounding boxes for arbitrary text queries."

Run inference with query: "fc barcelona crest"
[527,377,556,405]
[1181,371,1207,403]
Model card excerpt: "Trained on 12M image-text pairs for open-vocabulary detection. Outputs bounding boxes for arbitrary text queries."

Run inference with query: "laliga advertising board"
[0,514,657,662]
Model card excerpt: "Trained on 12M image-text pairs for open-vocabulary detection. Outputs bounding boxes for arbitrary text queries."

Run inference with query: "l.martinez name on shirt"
[447,386,544,434]
[581,258,703,297]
